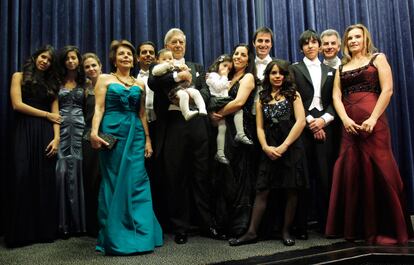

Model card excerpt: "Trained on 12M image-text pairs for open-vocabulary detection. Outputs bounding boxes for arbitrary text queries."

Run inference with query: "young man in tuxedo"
[148,28,222,244]
[289,30,337,237]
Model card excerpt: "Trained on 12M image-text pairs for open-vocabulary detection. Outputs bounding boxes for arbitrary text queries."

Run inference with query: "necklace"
[271,90,282,101]
[111,73,135,87]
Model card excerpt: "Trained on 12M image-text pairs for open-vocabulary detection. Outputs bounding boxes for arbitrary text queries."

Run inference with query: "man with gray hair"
[320,29,341,69]
[148,28,223,244]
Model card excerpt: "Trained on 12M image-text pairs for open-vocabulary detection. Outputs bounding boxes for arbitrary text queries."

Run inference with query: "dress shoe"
[202,227,227,240]
[214,153,230,164]
[60,231,70,240]
[282,237,295,246]
[174,233,188,244]
[234,133,253,145]
[228,236,257,246]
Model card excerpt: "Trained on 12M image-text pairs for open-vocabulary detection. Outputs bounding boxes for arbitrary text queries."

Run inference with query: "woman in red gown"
[325,24,413,245]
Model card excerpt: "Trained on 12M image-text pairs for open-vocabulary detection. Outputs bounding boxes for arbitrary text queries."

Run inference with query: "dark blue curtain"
[1,0,413,235]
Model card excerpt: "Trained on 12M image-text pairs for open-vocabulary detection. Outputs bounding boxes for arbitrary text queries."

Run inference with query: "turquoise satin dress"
[96,83,163,255]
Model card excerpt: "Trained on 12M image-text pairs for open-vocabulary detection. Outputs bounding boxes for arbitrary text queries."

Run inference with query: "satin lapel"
[186,62,197,85]
[297,62,313,87]
[320,64,328,90]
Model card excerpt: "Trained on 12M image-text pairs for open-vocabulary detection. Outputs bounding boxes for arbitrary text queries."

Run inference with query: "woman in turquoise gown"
[90,40,163,255]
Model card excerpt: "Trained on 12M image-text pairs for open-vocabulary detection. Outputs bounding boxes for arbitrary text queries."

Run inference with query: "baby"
[152,49,207,121]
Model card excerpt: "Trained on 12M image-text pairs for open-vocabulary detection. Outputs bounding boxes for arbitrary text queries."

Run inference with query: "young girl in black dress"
[229,59,308,246]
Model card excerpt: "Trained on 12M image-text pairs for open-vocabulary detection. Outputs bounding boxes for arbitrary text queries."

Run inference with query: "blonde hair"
[342,24,377,64]
[82,52,102,67]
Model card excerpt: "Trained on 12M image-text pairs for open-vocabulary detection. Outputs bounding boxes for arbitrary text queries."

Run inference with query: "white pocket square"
[328,72,333,76]
[196,72,200,77]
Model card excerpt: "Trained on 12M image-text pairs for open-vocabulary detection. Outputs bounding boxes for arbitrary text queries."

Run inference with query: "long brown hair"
[342,24,377,64]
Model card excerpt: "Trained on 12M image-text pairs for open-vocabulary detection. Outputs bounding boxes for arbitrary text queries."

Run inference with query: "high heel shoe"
[228,236,257,246]
[282,237,295,246]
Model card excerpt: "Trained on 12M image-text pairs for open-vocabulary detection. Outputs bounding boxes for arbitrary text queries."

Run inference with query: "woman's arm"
[332,69,361,134]
[90,75,109,148]
[10,72,61,124]
[217,73,255,116]
[276,93,306,155]
[360,53,393,133]
[137,79,153,158]
[46,99,61,157]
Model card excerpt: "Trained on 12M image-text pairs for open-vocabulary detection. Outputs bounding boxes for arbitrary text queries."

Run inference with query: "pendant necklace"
[111,73,135,87]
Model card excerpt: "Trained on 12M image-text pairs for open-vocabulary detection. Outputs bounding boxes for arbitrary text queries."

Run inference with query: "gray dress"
[56,86,86,234]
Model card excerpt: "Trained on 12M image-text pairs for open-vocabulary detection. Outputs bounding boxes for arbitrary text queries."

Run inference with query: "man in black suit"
[289,30,336,237]
[148,28,221,244]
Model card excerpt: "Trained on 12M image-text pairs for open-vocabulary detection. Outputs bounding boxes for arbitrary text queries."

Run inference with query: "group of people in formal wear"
[5,23,413,255]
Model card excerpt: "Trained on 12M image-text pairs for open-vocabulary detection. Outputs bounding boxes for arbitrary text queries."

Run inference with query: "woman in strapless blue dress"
[90,40,163,255]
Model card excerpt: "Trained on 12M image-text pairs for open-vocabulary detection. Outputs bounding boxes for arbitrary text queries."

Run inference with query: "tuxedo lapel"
[320,64,328,90]
[186,62,198,86]
[297,62,314,88]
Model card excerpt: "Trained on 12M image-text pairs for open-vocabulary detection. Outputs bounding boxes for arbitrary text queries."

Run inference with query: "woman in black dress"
[229,60,307,246]
[56,46,87,237]
[81,52,102,237]
[210,44,258,237]
[7,45,61,247]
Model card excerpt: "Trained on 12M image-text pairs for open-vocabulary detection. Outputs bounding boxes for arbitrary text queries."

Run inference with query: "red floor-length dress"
[325,54,413,245]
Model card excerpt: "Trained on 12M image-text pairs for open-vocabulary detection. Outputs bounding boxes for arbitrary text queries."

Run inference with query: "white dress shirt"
[255,55,272,81]
[137,69,156,122]
[303,57,334,124]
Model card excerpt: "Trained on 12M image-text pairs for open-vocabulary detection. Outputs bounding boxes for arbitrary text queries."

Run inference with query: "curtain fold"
[1,0,413,235]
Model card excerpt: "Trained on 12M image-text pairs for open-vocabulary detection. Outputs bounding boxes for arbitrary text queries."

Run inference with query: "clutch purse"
[83,129,117,150]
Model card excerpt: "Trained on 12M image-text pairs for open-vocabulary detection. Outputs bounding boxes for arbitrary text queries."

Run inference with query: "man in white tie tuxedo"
[136,41,169,228]
[137,41,157,122]
[289,30,337,238]
[252,27,274,115]
[148,28,222,244]
[320,29,341,69]
[253,27,274,81]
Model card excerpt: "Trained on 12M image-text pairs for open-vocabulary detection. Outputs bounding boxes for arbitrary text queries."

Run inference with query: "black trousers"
[162,111,213,234]
[295,109,337,233]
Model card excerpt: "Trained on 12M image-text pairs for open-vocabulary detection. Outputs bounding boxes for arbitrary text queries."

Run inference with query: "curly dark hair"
[259,59,297,104]
[21,44,60,99]
[57,45,86,87]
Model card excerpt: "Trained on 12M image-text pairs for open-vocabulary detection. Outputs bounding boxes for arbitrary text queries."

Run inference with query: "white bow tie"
[256,58,271,65]
[306,61,320,67]
[139,70,149,77]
